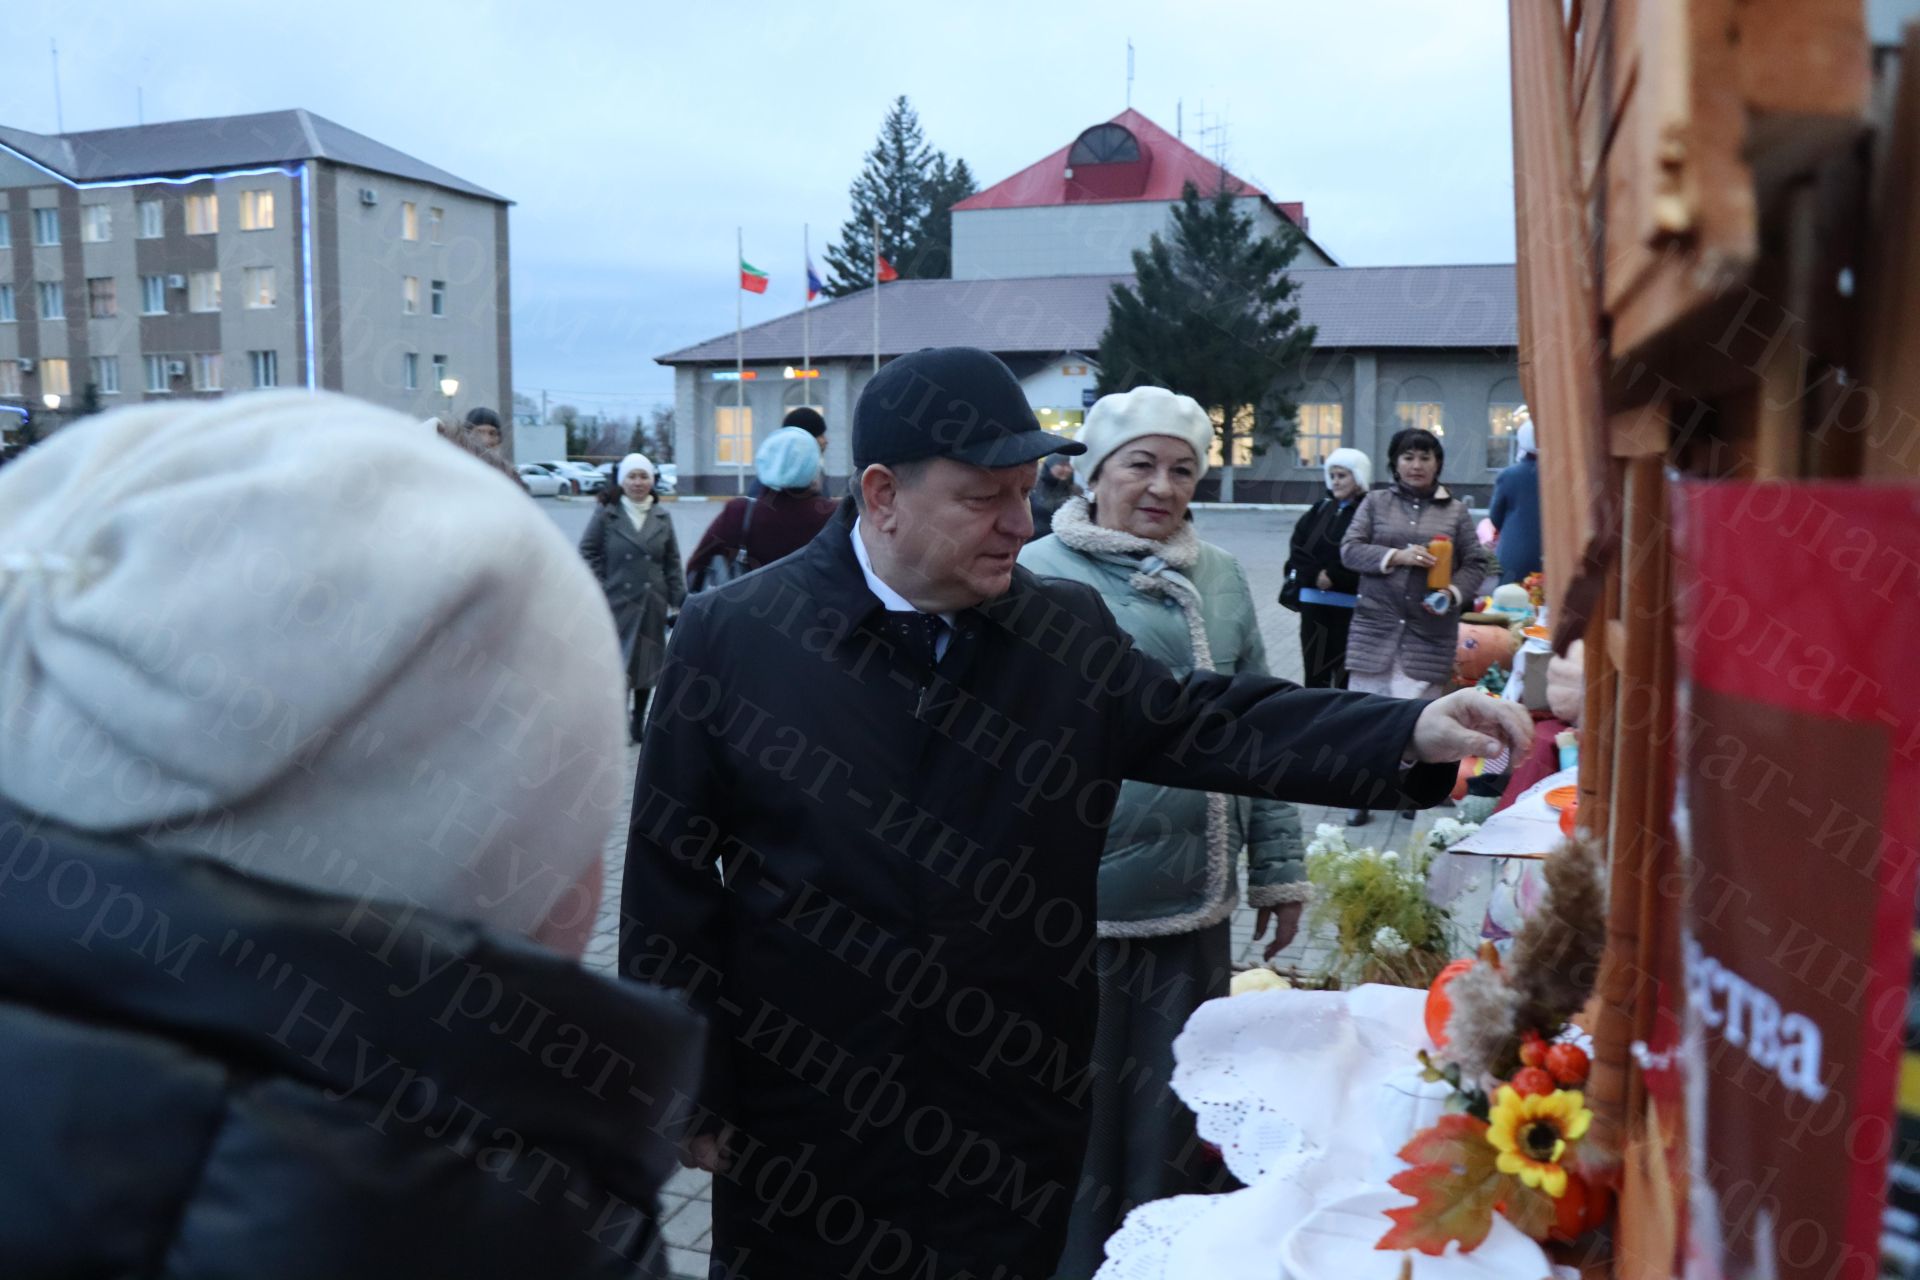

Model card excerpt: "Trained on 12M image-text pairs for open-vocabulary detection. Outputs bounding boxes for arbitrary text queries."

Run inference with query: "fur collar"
[1049,495,1200,571]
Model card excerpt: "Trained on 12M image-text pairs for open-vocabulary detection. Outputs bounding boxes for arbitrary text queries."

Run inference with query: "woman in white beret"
[580,452,686,741]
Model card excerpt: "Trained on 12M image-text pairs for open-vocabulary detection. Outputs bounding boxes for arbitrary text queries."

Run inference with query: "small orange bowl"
[1544,785,1578,811]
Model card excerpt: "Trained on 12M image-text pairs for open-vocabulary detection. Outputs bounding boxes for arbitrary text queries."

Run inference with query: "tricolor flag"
[806,260,825,301]
[740,258,769,294]
[876,254,899,284]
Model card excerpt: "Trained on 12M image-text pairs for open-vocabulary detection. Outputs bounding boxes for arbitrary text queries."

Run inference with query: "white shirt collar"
[851,518,957,631]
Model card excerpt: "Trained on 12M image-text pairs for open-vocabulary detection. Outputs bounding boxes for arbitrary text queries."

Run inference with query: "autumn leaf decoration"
[1377,1115,1556,1254]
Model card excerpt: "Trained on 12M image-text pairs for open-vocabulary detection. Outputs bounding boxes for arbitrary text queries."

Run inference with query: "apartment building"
[0,109,511,437]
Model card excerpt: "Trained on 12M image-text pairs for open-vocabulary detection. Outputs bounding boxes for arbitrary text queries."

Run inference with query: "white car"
[544,460,604,493]
[515,464,564,497]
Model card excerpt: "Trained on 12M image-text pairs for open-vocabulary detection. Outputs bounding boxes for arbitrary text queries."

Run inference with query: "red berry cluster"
[1512,1032,1589,1094]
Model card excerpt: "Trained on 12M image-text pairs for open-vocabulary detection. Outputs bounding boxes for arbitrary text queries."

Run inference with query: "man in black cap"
[619,348,1528,1278]
[783,404,828,454]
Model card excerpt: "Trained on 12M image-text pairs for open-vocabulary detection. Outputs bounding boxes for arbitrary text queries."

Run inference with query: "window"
[239,190,275,231]
[402,201,419,241]
[91,355,119,395]
[43,358,71,397]
[403,352,419,390]
[430,354,448,387]
[1487,403,1525,469]
[82,205,111,242]
[428,207,444,243]
[36,282,63,320]
[0,361,17,397]
[87,277,116,319]
[402,276,420,314]
[250,350,278,388]
[141,275,166,315]
[0,214,10,248]
[189,270,221,313]
[243,267,276,309]
[33,208,59,245]
[0,285,13,323]
[1294,403,1344,468]
[430,280,445,317]
[1205,405,1254,468]
[1394,401,1445,435]
[192,353,222,391]
[185,194,217,235]
[138,200,164,239]
[715,405,755,466]
[145,355,173,393]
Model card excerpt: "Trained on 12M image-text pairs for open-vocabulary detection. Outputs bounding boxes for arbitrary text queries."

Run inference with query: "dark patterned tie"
[884,611,945,669]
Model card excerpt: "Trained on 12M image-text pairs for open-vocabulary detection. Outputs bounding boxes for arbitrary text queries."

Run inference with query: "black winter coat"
[0,803,702,1280]
[1286,493,1364,597]
[618,500,1450,1279]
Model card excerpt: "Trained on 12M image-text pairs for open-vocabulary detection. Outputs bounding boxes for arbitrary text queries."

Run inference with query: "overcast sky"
[11,1,1515,419]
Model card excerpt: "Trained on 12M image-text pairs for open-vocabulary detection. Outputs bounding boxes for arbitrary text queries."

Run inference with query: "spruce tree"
[1096,182,1317,498]
[913,156,977,280]
[823,99,976,294]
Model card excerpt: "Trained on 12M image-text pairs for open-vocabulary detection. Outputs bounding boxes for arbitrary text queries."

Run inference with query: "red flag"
[876,255,899,283]
[739,258,769,293]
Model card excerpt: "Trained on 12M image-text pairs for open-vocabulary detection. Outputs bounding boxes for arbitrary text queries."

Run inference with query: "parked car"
[655,463,678,497]
[545,460,604,493]
[522,461,579,494]
[515,464,564,497]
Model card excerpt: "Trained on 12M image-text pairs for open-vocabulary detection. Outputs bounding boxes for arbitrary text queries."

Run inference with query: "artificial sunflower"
[1485,1084,1592,1198]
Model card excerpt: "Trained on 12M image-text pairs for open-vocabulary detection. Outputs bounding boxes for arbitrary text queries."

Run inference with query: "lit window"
[1206,405,1254,468]
[1487,404,1525,469]
[87,277,116,319]
[403,352,419,390]
[138,200,164,239]
[81,206,112,243]
[0,361,17,396]
[189,271,221,313]
[0,285,13,323]
[37,282,63,320]
[715,406,755,466]
[145,355,172,393]
[1294,403,1344,468]
[192,353,222,391]
[140,275,166,315]
[428,207,444,243]
[1394,402,1445,435]
[430,280,445,317]
[402,202,419,241]
[33,209,59,245]
[91,356,119,395]
[43,358,71,397]
[250,350,279,389]
[185,194,218,235]
[244,267,276,309]
[239,190,275,231]
[402,276,420,315]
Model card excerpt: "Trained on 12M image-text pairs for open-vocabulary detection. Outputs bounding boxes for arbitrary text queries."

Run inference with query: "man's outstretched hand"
[1410,689,1534,763]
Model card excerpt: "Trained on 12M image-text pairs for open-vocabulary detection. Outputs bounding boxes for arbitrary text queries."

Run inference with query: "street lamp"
[439,377,459,417]
[41,393,60,412]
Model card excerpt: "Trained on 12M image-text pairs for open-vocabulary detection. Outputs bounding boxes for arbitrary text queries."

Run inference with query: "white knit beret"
[1075,386,1214,486]
[0,392,625,953]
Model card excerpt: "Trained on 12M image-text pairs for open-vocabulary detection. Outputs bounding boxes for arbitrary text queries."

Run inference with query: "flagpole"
[871,213,881,375]
[802,223,812,378]
[736,226,746,496]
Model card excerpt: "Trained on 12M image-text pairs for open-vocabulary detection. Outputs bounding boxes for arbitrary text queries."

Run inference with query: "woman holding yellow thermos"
[1339,426,1489,824]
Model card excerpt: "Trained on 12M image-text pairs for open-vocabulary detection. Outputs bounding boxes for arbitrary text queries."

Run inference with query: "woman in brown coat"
[1340,427,1489,821]
[580,452,686,741]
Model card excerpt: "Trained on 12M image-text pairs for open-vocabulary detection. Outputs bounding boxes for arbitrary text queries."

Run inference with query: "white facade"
[952,197,1333,280]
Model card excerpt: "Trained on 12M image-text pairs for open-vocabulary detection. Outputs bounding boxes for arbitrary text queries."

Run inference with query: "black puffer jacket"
[0,803,702,1279]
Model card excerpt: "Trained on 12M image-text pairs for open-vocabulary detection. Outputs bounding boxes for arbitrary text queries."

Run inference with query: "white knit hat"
[1075,386,1213,487]
[0,392,625,954]
[617,452,654,485]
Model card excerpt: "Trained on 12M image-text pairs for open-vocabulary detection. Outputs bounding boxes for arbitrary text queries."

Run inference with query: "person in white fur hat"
[1020,385,1309,1274]
[1285,445,1373,690]
[0,392,709,1275]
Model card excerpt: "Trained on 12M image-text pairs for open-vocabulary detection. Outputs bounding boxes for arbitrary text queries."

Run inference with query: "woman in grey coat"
[580,452,686,741]
[1018,387,1307,1278]
[1340,426,1488,821]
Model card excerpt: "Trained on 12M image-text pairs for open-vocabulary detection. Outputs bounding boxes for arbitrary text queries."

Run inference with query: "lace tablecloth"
[1094,986,1573,1280]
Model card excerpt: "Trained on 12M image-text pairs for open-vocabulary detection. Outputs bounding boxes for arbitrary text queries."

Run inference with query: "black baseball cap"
[853,347,1085,471]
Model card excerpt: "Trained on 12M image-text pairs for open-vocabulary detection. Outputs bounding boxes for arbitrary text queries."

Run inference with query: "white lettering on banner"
[1685,933,1829,1102]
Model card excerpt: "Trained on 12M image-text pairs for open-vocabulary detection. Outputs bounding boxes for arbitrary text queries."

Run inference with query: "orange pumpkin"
[1424,958,1477,1048]
[1549,1171,1612,1241]
[1558,794,1580,838]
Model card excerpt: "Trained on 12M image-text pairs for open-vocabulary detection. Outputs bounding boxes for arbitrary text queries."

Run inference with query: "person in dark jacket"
[581,452,687,742]
[1488,409,1542,585]
[1286,446,1372,689]
[1027,451,1081,540]
[0,392,701,1276]
[618,348,1533,1280]
[685,426,835,591]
